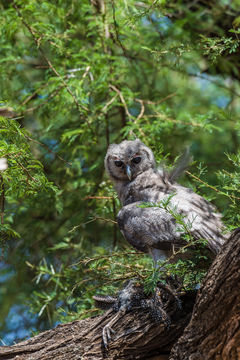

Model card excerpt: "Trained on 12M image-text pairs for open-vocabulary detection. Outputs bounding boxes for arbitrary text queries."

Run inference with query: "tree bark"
[0,291,195,360]
[0,230,239,360]
[170,228,240,360]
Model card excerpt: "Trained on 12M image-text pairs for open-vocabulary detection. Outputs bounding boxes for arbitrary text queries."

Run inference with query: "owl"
[105,139,227,264]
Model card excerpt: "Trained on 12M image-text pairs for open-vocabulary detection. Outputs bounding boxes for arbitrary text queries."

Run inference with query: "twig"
[135,99,147,137]
[68,215,117,233]
[109,84,145,137]
[84,216,117,225]
[82,65,91,79]
[136,92,177,105]
[188,72,240,98]
[22,66,92,107]
[112,197,117,248]
[21,83,48,106]
[74,250,143,266]
[164,63,240,98]
[0,123,70,165]
[186,170,240,201]
[13,2,90,118]
[143,113,203,127]
[110,0,128,58]
[24,84,65,113]
[14,158,38,183]
[186,171,220,193]
[135,98,145,121]
[72,273,134,295]
[109,84,132,118]
[134,92,177,131]
[23,133,71,165]
[84,196,113,200]
[102,94,118,113]
[150,62,240,98]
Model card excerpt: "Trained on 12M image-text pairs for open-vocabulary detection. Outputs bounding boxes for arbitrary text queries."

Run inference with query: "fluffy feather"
[105,139,227,261]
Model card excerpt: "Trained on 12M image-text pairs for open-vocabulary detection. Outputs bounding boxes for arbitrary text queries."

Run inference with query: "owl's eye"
[132,157,141,164]
[114,160,123,167]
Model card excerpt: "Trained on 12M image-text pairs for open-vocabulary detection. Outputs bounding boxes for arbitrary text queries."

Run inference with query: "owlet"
[105,139,227,263]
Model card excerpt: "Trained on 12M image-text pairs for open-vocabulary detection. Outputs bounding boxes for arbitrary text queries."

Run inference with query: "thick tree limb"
[0,292,195,360]
[170,229,240,360]
[1,231,239,359]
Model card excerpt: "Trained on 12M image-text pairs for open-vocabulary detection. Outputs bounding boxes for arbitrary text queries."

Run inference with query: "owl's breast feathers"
[117,169,227,255]
[119,169,171,205]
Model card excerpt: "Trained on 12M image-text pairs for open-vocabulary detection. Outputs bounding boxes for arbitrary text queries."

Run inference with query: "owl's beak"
[126,164,132,181]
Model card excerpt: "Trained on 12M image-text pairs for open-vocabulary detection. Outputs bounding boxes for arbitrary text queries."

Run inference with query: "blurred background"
[0,0,240,345]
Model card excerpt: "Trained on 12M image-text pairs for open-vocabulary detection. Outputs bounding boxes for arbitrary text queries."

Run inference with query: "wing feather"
[117,202,185,253]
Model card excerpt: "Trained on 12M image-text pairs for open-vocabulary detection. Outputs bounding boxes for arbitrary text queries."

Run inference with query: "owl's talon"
[157,281,182,311]
[102,324,115,348]
[176,297,182,310]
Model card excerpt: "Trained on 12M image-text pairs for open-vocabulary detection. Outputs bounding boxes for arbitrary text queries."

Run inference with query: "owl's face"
[105,139,156,182]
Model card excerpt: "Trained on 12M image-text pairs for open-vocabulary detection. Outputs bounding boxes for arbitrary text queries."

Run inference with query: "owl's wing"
[169,185,227,254]
[117,202,185,254]
[118,193,227,257]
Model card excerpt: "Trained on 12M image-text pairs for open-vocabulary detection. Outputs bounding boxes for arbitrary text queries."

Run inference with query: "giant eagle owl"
[105,139,226,263]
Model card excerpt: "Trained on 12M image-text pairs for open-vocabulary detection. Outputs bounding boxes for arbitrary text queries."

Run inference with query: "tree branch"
[0,291,195,359]
[13,2,89,116]
[1,230,239,359]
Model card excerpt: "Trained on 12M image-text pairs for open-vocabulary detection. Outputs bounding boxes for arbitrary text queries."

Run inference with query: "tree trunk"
[170,228,240,360]
[0,230,239,360]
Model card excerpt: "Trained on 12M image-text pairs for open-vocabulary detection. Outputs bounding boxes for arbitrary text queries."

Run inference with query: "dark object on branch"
[93,294,117,310]
[93,280,182,348]
[0,289,196,359]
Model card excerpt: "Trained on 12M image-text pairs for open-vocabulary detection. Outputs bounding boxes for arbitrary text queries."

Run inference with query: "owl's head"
[105,139,156,182]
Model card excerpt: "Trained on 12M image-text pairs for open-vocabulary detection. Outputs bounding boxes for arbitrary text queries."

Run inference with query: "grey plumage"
[105,139,227,262]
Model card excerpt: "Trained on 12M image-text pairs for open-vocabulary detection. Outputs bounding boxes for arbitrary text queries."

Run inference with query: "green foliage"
[200,35,240,63]
[0,117,59,198]
[137,197,210,294]
[0,0,240,344]
[27,250,152,324]
[0,116,60,245]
